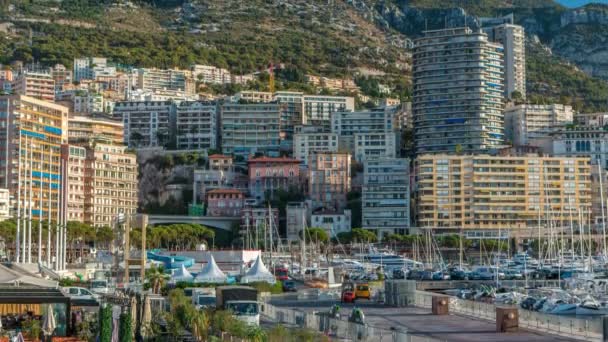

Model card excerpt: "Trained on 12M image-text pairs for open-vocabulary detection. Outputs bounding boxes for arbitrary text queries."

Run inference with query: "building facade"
[83,142,138,227]
[413,27,505,154]
[483,23,526,99]
[505,104,573,146]
[137,68,195,95]
[293,131,339,167]
[537,127,608,169]
[12,72,55,102]
[354,132,397,162]
[308,152,351,211]
[0,188,10,221]
[73,57,110,82]
[415,154,592,238]
[114,100,173,147]
[311,209,351,238]
[220,103,281,159]
[302,95,355,126]
[67,115,124,146]
[247,157,301,203]
[362,158,410,237]
[191,64,231,85]
[175,101,218,150]
[64,145,86,222]
[205,189,244,217]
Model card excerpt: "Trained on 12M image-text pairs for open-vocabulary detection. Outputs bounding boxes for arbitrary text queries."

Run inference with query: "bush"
[248,281,283,294]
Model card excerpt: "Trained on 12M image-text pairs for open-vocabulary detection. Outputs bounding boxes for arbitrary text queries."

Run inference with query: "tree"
[351,228,377,243]
[303,227,329,244]
[146,265,169,294]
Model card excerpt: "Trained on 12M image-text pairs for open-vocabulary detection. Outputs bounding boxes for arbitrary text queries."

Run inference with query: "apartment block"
[482,18,526,99]
[247,157,301,203]
[362,158,410,237]
[0,188,9,220]
[286,202,311,242]
[68,115,124,146]
[50,64,72,91]
[114,100,173,147]
[74,92,104,114]
[234,91,273,103]
[534,127,608,169]
[64,145,86,222]
[505,104,573,146]
[12,72,55,102]
[74,57,109,82]
[137,68,195,95]
[220,102,281,159]
[191,64,231,84]
[308,152,351,211]
[83,142,138,227]
[416,154,592,238]
[175,101,218,150]
[0,96,68,223]
[206,189,244,217]
[413,27,505,154]
[293,131,339,167]
[354,133,397,162]
[302,95,355,126]
[311,209,351,238]
[274,91,305,149]
[193,154,248,203]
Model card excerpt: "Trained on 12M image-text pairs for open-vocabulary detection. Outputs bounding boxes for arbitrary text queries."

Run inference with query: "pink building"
[206,189,244,217]
[248,156,301,202]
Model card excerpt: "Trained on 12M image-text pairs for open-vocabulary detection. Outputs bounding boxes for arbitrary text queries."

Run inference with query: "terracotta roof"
[208,154,231,159]
[206,188,243,195]
[247,156,300,164]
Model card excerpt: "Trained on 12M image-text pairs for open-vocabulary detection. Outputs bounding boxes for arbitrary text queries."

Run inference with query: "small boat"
[575,298,608,316]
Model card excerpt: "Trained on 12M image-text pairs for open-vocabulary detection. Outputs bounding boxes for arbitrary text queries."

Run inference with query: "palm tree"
[190,310,210,342]
[146,265,169,294]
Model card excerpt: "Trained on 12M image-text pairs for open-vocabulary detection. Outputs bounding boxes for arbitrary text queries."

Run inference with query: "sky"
[556,0,608,7]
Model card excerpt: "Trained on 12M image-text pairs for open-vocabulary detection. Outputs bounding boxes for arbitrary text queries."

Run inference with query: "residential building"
[354,133,397,162]
[413,27,505,154]
[68,115,124,146]
[311,209,351,238]
[416,154,592,238]
[126,88,198,102]
[205,189,244,217]
[308,152,351,211]
[82,142,138,227]
[175,101,218,150]
[0,96,68,225]
[482,16,526,99]
[74,92,104,114]
[533,127,608,169]
[137,68,195,95]
[362,158,410,237]
[286,202,311,242]
[575,112,608,127]
[191,64,231,85]
[241,207,280,243]
[331,107,397,161]
[73,57,111,82]
[274,91,305,150]
[394,102,413,130]
[302,95,355,126]
[505,104,573,146]
[247,157,301,202]
[114,100,173,147]
[293,130,339,167]
[220,102,281,159]
[234,91,274,103]
[379,98,401,107]
[50,64,72,91]
[64,145,86,222]
[193,154,245,203]
[12,71,55,101]
[0,188,10,220]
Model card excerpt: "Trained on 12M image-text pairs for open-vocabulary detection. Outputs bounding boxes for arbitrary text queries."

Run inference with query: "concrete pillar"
[496,307,518,332]
[432,296,449,315]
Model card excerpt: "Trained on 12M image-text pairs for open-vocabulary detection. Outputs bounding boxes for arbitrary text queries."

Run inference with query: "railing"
[414,291,603,341]
[260,302,445,342]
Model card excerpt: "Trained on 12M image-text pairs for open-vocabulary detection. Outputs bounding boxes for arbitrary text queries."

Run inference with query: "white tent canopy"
[171,264,194,282]
[195,255,227,283]
[241,255,276,284]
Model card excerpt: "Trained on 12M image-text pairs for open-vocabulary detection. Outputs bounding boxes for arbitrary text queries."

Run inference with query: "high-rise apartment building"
[302,95,355,126]
[73,57,111,82]
[482,15,526,99]
[220,102,281,159]
[0,95,68,227]
[293,130,339,167]
[308,152,351,211]
[137,68,195,95]
[413,27,505,155]
[416,154,592,238]
[12,72,55,102]
[50,64,72,91]
[114,100,173,147]
[82,142,138,227]
[274,91,305,150]
[505,104,573,146]
[68,115,124,146]
[191,65,231,85]
[64,145,86,222]
[175,101,218,150]
[362,158,411,237]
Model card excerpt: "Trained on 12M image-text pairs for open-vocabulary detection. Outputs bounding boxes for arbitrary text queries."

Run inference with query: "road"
[265,299,585,342]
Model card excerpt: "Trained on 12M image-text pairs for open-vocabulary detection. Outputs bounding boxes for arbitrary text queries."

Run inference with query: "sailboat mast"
[598,163,607,257]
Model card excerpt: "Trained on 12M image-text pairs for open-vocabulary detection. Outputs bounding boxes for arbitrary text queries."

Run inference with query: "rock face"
[550,25,608,79]
[561,6,608,27]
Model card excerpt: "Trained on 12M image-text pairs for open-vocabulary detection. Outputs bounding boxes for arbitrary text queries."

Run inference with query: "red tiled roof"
[247,156,300,164]
[206,188,243,195]
[208,154,231,159]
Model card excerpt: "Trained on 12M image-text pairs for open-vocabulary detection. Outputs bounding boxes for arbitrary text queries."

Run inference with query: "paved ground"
[267,300,585,342]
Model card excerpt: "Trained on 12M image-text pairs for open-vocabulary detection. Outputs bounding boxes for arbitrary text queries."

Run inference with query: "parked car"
[466,271,493,281]
[503,270,524,280]
[282,280,297,292]
[449,269,468,280]
[62,287,97,301]
[355,284,371,300]
[342,290,356,303]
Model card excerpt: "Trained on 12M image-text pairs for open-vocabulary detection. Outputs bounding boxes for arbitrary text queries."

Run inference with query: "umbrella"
[42,304,56,338]
[130,296,137,337]
[16,332,24,342]
[141,295,152,339]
